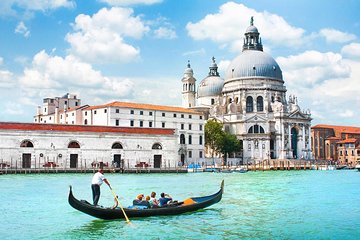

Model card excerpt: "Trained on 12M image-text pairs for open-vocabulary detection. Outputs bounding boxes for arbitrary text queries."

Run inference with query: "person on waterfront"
[91,168,111,206]
[150,191,160,208]
[159,192,173,207]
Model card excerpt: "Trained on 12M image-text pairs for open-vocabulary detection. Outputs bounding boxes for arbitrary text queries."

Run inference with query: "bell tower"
[181,60,196,108]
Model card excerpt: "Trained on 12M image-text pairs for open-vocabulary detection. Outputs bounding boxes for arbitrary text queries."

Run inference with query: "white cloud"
[0,70,15,88]
[154,27,177,39]
[277,50,350,87]
[279,51,360,125]
[0,0,75,17]
[132,76,181,106]
[339,109,354,118]
[341,42,360,60]
[66,7,149,64]
[15,21,30,38]
[319,28,356,43]
[99,0,162,6]
[18,50,135,102]
[4,102,24,115]
[182,48,206,57]
[186,2,305,52]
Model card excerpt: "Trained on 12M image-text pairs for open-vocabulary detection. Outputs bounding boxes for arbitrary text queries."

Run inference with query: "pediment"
[245,114,267,123]
[288,110,307,119]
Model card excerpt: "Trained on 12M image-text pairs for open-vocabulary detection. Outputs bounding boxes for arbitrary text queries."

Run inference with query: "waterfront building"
[311,124,360,164]
[192,18,313,162]
[33,97,204,167]
[0,122,178,169]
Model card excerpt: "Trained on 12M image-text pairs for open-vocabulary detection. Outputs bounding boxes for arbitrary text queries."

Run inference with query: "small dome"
[197,76,224,98]
[246,25,258,33]
[184,62,193,74]
[225,50,283,81]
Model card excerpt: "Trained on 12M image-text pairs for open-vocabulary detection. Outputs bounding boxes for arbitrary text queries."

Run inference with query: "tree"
[219,132,242,166]
[205,119,224,163]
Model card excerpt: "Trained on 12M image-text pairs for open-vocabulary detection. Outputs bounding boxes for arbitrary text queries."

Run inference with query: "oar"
[108,184,131,224]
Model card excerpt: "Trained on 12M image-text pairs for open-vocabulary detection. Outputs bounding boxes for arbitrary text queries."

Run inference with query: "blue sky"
[0,0,360,126]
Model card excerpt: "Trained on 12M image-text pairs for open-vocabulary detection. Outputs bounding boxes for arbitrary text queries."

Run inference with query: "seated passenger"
[133,194,150,208]
[159,192,173,207]
[150,192,160,208]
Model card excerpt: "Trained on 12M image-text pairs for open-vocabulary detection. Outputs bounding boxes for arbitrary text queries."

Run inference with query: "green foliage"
[205,119,242,163]
[219,132,242,165]
[205,119,224,158]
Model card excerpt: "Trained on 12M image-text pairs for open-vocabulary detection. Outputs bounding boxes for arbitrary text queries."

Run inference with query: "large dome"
[225,50,283,81]
[198,75,224,97]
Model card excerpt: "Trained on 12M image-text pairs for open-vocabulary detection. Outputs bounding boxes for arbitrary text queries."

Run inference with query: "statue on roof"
[250,16,254,26]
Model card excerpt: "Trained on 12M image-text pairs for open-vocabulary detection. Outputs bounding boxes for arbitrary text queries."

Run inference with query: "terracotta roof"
[0,122,175,135]
[86,101,202,114]
[326,136,341,140]
[312,124,360,136]
[336,138,357,144]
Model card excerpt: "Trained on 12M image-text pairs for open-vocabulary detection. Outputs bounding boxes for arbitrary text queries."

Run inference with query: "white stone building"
[0,122,178,169]
[189,18,313,162]
[33,99,204,167]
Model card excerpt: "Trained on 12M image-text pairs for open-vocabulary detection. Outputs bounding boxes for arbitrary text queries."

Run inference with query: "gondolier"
[91,168,111,206]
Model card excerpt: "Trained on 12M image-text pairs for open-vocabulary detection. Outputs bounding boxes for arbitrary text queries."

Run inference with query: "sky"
[0,0,359,126]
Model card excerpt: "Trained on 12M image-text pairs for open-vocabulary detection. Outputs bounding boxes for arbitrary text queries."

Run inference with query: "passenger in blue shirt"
[159,193,173,207]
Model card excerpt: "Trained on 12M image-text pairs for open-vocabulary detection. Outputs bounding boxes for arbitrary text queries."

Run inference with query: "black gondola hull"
[68,180,224,220]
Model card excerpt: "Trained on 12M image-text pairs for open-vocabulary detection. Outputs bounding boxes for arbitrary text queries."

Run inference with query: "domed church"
[182,17,313,162]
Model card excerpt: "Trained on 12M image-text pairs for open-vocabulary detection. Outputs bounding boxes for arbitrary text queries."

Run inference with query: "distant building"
[311,124,360,165]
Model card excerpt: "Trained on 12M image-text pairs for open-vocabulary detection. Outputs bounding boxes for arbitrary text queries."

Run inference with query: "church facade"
[182,18,313,162]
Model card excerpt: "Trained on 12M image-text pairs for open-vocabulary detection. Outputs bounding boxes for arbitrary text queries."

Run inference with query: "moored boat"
[355,160,360,172]
[68,180,224,220]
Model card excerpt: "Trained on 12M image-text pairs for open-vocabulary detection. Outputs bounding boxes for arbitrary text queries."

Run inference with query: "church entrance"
[291,127,298,158]
[180,154,185,166]
[270,139,275,159]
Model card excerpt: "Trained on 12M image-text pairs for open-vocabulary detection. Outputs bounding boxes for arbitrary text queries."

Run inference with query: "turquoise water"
[1,171,360,240]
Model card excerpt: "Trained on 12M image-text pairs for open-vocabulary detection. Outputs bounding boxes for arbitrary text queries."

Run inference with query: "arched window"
[199,135,203,145]
[84,119,88,125]
[68,141,80,148]
[248,124,265,134]
[188,135,192,145]
[246,96,253,112]
[20,140,34,148]
[152,143,162,150]
[257,96,263,112]
[112,142,123,149]
[180,134,185,144]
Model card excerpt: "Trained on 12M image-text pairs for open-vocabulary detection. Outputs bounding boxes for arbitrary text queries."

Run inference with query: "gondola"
[68,180,224,220]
